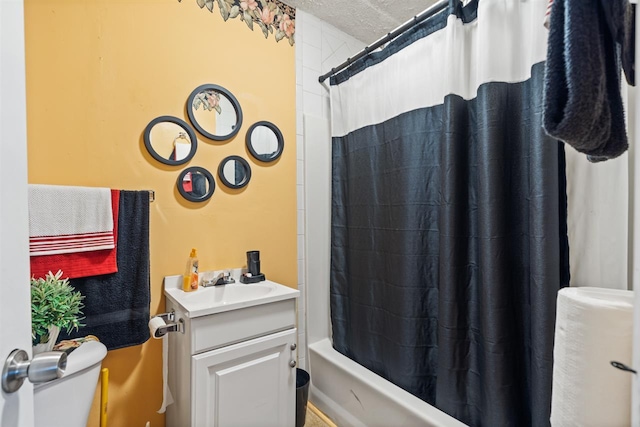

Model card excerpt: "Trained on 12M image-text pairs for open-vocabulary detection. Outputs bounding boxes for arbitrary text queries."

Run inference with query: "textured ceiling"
[286,0,440,44]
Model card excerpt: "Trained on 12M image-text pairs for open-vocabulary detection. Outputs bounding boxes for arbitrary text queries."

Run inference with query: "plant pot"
[33,325,60,355]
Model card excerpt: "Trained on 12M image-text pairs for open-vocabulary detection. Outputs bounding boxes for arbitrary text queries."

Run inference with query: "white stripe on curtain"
[331,0,548,137]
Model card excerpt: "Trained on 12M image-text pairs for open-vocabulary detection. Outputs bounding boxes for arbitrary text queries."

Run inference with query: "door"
[634,5,640,425]
[192,329,297,427]
[0,0,34,426]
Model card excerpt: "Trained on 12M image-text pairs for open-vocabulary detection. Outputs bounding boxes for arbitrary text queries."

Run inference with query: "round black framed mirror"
[177,166,215,202]
[246,121,284,162]
[143,116,197,165]
[218,156,251,189]
[187,84,243,141]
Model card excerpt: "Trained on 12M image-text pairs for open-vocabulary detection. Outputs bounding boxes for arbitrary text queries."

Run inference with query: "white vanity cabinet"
[192,329,295,427]
[163,274,300,427]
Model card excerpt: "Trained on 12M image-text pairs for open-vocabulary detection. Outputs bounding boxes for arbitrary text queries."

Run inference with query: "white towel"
[28,184,114,256]
[543,0,553,29]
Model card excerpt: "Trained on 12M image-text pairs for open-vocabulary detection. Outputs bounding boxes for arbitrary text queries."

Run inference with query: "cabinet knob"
[290,343,297,351]
[289,360,297,368]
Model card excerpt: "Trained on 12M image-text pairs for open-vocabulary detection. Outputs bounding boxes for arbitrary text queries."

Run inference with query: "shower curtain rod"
[318,0,451,84]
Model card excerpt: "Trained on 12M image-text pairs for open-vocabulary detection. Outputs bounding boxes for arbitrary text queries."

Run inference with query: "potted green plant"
[31,270,85,354]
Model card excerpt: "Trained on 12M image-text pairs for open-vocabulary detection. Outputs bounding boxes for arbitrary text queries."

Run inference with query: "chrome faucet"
[202,270,235,287]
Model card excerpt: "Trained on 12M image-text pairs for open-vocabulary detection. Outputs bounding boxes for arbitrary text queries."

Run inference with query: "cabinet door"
[192,328,297,427]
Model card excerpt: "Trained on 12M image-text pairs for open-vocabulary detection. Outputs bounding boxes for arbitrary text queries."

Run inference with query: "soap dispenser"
[183,248,199,292]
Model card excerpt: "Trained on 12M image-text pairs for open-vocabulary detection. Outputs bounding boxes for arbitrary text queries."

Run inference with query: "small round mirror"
[246,121,284,162]
[143,116,197,165]
[218,156,251,189]
[177,166,215,202]
[187,84,243,141]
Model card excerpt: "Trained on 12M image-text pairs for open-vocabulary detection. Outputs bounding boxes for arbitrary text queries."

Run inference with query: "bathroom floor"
[305,409,330,427]
[305,404,336,427]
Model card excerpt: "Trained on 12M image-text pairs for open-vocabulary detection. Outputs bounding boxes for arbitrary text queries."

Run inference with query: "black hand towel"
[59,190,150,350]
[543,0,635,162]
[191,172,207,197]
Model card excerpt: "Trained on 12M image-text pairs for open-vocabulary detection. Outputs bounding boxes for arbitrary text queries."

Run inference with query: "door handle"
[2,349,67,393]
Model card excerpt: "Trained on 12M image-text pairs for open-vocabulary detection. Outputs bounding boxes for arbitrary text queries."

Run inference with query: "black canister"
[247,250,260,276]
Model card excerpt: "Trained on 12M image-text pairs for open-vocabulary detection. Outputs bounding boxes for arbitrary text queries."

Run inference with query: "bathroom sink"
[181,283,273,305]
[163,271,299,317]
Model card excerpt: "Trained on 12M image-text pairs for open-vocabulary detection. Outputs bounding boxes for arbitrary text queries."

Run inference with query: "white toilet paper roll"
[148,316,166,339]
[148,316,174,413]
[551,287,634,427]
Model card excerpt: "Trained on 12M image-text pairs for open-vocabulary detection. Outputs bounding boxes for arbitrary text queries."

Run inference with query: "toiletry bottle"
[183,248,199,292]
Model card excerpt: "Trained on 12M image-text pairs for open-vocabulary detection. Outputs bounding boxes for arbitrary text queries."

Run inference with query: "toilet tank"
[34,341,107,427]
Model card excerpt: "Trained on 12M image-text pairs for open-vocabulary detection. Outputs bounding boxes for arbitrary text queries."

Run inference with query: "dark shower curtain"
[329,2,569,426]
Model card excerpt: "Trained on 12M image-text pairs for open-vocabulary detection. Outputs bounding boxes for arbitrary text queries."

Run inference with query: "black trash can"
[296,368,310,427]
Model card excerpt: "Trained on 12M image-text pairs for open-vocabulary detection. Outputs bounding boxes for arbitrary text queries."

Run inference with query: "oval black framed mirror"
[177,166,215,202]
[246,121,284,162]
[187,84,243,141]
[143,116,197,165]
[218,156,251,189]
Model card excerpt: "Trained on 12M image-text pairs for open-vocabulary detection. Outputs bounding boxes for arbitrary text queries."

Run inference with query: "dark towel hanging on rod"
[59,190,151,350]
[542,0,635,162]
[318,0,455,83]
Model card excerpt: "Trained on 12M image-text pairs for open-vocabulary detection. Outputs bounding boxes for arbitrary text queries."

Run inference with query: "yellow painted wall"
[24,1,296,426]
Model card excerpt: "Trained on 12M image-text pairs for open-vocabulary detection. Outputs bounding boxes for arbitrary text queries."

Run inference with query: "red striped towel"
[30,232,115,254]
[544,0,553,29]
[28,185,114,256]
[30,190,120,279]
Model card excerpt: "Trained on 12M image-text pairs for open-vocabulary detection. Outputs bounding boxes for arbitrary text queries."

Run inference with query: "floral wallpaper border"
[180,0,296,45]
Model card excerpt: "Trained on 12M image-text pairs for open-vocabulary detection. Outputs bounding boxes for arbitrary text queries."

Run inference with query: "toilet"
[34,341,107,427]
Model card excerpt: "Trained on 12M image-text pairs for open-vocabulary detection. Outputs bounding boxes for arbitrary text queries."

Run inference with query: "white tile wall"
[295,9,366,370]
